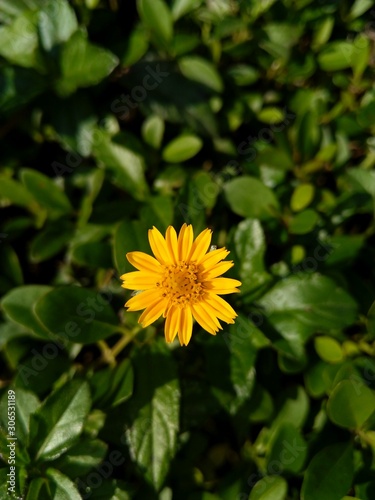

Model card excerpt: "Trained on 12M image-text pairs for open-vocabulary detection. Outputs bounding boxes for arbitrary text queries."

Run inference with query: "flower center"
[157,262,204,307]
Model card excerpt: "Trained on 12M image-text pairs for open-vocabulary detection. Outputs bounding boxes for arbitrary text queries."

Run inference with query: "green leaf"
[53,439,108,477]
[125,342,180,489]
[46,469,81,500]
[301,443,353,500]
[0,11,42,70]
[314,336,344,364]
[257,107,285,124]
[288,209,319,235]
[26,478,50,500]
[368,300,375,337]
[91,359,134,408]
[179,56,223,92]
[232,219,271,296]
[38,0,78,51]
[259,274,357,345]
[327,380,375,429]
[171,0,201,19]
[142,114,165,149]
[0,388,40,443]
[0,244,23,293]
[56,30,118,95]
[113,219,150,275]
[227,65,259,86]
[318,42,354,71]
[266,423,307,474]
[20,168,72,215]
[0,176,36,207]
[249,476,288,500]
[162,134,203,163]
[1,285,53,339]
[290,184,315,212]
[71,241,113,269]
[34,286,119,344]
[137,0,173,45]
[224,176,279,220]
[92,132,149,200]
[30,221,74,263]
[29,380,91,461]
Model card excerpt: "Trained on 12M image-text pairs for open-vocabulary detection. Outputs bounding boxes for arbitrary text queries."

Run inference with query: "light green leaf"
[162,134,203,163]
[0,176,36,207]
[327,380,375,429]
[29,380,91,461]
[56,30,118,95]
[0,388,40,443]
[288,209,319,235]
[291,184,315,212]
[38,0,78,51]
[314,336,344,364]
[224,176,279,220]
[92,132,149,200]
[137,0,173,45]
[179,56,223,92]
[249,476,288,500]
[142,115,165,149]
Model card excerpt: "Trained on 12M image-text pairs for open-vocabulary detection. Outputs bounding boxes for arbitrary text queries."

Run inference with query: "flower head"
[121,224,241,346]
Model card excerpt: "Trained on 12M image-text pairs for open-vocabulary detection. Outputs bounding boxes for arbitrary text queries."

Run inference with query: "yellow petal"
[138,298,167,328]
[126,251,161,273]
[165,306,180,343]
[206,294,237,321]
[191,303,219,335]
[148,226,172,264]
[165,226,178,263]
[178,223,194,261]
[199,247,230,268]
[188,228,212,262]
[125,289,161,311]
[178,306,193,346]
[204,297,236,324]
[205,277,242,294]
[120,271,159,290]
[201,260,234,280]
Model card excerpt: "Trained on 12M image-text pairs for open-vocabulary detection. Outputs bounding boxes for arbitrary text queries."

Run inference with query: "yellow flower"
[120,224,241,346]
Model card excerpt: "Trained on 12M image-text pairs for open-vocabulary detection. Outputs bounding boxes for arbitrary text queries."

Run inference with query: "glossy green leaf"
[125,342,180,489]
[29,380,91,461]
[56,30,118,95]
[137,0,173,45]
[301,443,353,500]
[259,274,357,344]
[92,132,149,200]
[327,380,375,429]
[162,134,203,163]
[34,287,119,343]
[38,0,78,51]
[46,469,81,500]
[224,177,279,220]
[179,56,223,92]
[1,285,53,339]
[232,218,271,295]
[20,169,72,215]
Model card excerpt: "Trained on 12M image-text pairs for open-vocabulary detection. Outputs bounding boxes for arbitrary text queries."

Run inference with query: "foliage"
[1,0,375,499]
